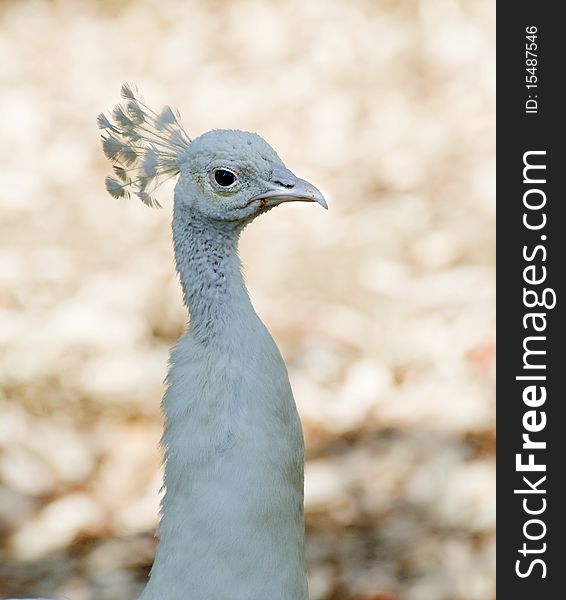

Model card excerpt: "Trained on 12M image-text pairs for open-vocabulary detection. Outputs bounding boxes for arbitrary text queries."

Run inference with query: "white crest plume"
[98,83,191,208]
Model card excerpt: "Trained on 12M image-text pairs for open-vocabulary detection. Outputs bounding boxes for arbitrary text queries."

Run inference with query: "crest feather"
[99,83,191,208]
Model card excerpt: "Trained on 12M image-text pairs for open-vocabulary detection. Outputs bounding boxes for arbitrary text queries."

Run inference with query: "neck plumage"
[172,205,252,337]
[139,204,307,600]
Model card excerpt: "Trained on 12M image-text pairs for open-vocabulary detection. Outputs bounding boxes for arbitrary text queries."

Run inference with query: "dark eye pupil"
[214,169,236,187]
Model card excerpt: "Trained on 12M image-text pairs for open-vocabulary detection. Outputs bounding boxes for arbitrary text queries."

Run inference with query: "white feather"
[99,84,190,208]
[156,105,177,130]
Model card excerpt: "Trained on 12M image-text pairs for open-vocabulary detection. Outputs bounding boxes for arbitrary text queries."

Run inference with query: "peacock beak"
[250,168,328,210]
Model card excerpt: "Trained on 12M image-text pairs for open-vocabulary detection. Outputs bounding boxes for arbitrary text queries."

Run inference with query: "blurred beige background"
[0,0,495,599]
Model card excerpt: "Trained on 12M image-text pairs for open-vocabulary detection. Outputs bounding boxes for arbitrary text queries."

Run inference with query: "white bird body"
[3,86,326,600]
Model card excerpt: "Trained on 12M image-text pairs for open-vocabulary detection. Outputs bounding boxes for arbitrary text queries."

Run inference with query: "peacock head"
[99,84,327,224]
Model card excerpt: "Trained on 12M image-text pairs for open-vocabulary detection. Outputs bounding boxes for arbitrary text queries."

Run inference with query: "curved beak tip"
[291,176,328,210]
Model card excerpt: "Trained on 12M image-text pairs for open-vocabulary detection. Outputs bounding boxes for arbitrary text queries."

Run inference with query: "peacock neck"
[140,205,308,600]
[172,205,254,341]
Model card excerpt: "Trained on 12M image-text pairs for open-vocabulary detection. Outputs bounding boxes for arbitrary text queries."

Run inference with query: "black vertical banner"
[498,3,565,598]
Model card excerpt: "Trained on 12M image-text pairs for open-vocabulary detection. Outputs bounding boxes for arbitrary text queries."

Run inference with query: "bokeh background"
[0,0,495,598]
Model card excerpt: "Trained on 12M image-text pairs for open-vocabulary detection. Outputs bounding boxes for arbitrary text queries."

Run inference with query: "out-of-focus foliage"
[0,0,495,598]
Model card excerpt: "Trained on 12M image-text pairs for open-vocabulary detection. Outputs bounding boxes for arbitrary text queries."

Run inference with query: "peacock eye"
[213,168,238,188]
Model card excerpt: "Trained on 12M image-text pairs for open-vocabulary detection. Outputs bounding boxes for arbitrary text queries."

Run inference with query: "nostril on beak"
[271,168,296,189]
